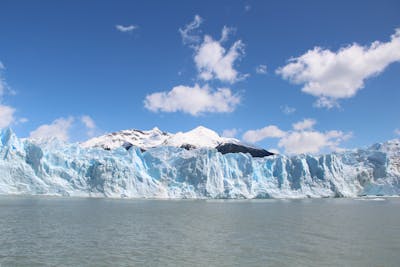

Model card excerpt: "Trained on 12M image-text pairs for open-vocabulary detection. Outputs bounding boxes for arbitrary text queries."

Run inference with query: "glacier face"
[0,128,399,199]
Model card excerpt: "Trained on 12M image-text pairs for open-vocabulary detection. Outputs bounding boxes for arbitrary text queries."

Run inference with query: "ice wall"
[0,128,399,198]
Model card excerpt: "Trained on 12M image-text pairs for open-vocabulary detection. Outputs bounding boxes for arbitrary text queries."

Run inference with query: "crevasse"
[0,128,399,198]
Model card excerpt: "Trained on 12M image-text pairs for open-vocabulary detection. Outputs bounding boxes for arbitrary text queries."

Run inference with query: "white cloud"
[18,117,28,124]
[292,118,316,131]
[179,15,203,45]
[144,84,240,116]
[29,117,74,142]
[277,29,400,108]
[81,115,97,137]
[29,115,99,141]
[115,24,138,33]
[222,128,238,138]
[0,105,16,128]
[220,26,235,43]
[395,129,400,136]
[243,119,351,154]
[255,64,267,74]
[194,35,245,83]
[179,16,246,83]
[244,4,251,12]
[280,105,296,115]
[81,115,95,129]
[278,130,352,154]
[145,17,244,115]
[313,96,340,109]
[242,125,286,143]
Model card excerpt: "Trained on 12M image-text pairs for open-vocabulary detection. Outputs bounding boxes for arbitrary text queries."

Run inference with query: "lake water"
[0,197,399,267]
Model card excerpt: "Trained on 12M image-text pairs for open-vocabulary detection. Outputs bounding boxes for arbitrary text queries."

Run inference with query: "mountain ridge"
[80,126,273,157]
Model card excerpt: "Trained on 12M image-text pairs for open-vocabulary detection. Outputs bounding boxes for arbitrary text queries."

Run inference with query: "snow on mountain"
[81,126,240,150]
[162,126,239,148]
[81,127,171,150]
[0,128,399,199]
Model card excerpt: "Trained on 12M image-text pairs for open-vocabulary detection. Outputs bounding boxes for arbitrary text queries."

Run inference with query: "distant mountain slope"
[81,126,272,157]
[80,127,171,150]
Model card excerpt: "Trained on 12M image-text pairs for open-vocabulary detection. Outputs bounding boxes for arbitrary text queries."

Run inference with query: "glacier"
[0,128,399,199]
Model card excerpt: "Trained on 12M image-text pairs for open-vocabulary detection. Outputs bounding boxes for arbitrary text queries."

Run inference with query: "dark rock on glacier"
[216,143,274,157]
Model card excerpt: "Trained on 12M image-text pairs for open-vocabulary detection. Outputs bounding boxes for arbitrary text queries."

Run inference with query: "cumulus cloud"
[395,129,400,136]
[143,17,245,115]
[278,130,351,154]
[242,119,351,154]
[292,118,316,131]
[29,115,99,141]
[277,29,400,108]
[179,15,203,45]
[222,128,238,138]
[0,105,16,128]
[115,24,138,33]
[81,115,97,137]
[280,105,296,115]
[194,35,245,83]
[179,16,246,83]
[29,117,74,142]
[144,84,240,116]
[242,125,286,143]
[255,64,267,74]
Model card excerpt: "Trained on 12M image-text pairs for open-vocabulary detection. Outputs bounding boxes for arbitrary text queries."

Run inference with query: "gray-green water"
[0,197,399,267]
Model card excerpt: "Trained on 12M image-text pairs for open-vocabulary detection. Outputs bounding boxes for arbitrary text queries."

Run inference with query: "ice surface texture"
[0,128,399,198]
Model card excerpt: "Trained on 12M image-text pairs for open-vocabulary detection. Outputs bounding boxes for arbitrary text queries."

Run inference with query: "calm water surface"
[0,196,399,267]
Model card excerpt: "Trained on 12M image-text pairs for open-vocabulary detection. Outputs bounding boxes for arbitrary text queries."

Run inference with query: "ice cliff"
[0,128,399,199]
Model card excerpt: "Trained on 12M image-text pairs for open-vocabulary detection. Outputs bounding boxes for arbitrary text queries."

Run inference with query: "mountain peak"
[151,127,162,133]
[80,125,274,157]
[81,126,240,150]
[187,126,220,137]
[191,125,214,131]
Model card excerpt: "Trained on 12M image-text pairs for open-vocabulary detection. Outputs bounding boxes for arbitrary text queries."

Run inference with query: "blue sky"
[0,0,399,154]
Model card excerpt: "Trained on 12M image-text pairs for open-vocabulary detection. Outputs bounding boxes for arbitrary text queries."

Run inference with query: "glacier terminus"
[0,127,399,199]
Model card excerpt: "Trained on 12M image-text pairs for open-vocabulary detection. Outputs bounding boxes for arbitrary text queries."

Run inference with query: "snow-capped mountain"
[162,126,240,148]
[81,127,171,150]
[0,127,399,199]
[81,126,240,150]
[81,126,272,157]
